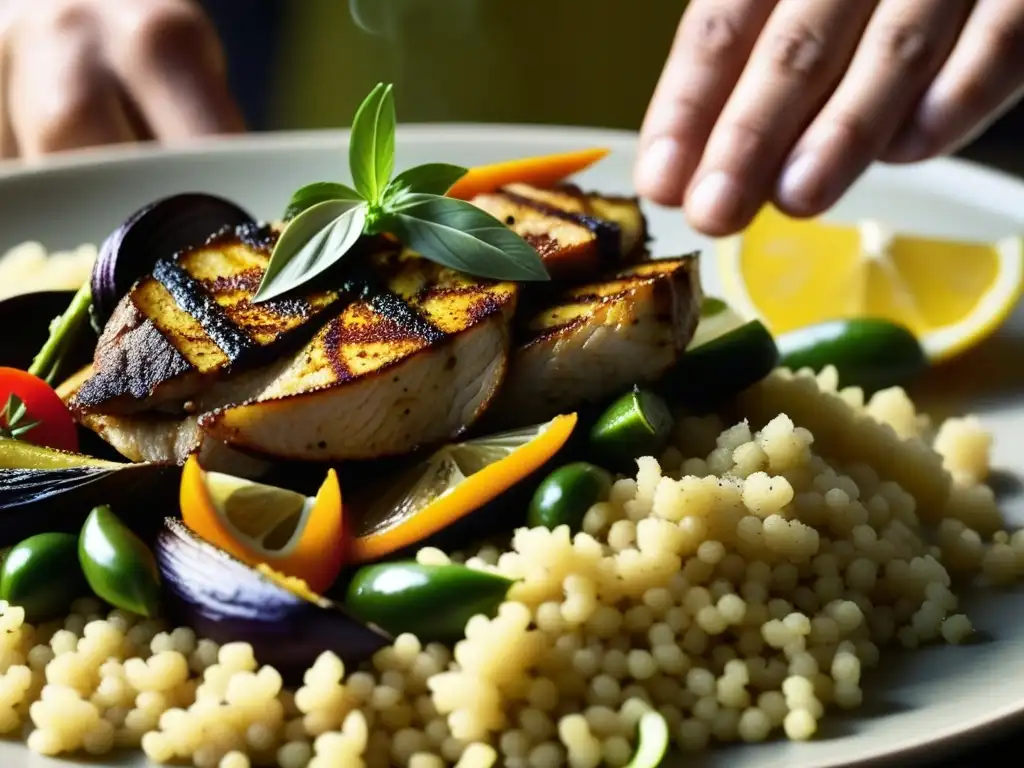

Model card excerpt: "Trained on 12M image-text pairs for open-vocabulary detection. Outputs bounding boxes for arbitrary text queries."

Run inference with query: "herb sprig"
[254,84,550,303]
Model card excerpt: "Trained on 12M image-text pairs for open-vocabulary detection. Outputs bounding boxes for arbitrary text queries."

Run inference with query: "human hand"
[0,0,244,160]
[635,0,1024,236]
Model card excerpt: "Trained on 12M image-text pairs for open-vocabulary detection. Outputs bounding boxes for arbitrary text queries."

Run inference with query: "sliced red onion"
[155,518,391,681]
[91,194,255,325]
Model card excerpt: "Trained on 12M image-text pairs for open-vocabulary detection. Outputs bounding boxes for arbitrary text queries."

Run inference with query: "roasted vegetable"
[589,387,673,470]
[91,193,255,326]
[776,318,927,393]
[448,148,609,200]
[350,414,577,564]
[156,518,390,678]
[528,462,613,532]
[79,505,162,617]
[0,532,87,622]
[663,319,779,407]
[0,441,180,547]
[345,562,513,642]
[625,711,670,768]
[0,368,79,452]
[0,290,94,375]
[180,456,347,593]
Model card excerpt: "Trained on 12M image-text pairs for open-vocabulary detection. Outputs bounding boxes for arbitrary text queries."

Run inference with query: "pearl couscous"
[0,364,1014,768]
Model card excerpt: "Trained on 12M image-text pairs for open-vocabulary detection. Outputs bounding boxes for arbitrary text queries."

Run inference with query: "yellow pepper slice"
[352,413,577,563]
[447,149,610,200]
[179,455,346,593]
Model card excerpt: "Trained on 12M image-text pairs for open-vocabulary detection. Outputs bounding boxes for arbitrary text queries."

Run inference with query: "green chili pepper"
[663,319,779,407]
[589,386,673,469]
[776,318,927,393]
[79,505,161,617]
[0,533,88,622]
[344,562,513,642]
[625,711,670,768]
[528,462,613,532]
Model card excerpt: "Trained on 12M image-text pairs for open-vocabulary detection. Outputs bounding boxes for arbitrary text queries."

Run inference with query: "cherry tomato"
[0,367,79,453]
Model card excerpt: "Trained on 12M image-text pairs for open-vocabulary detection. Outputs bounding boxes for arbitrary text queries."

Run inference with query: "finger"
[8,25,136,159]
[683,0,877,235]
[883,0,1024,163]
[106,0,245,141]
[774,0,971,217]
[0,33,17,159]
[634,0,776,207]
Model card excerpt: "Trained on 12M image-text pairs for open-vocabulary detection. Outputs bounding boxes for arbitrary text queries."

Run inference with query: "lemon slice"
[716,205,1024,362]
[351,413,577,562]
[180,456,345,592]
[201,472,313,551]
[688,297,748,349]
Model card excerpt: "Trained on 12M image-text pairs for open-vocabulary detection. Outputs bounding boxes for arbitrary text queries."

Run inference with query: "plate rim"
[1,124,1023,226]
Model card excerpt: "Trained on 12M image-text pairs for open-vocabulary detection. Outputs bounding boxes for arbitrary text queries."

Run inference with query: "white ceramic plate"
[0,126,1022,768]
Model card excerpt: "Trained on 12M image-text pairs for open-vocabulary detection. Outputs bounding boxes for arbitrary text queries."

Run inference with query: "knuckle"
[872,20,933,69]
[827,109,873,154]
[685,7,747,63]
[979,18,1024,65]
[31,0,94,36]
[34,85,103,151]
[124,2,215,64]
[711,117,774,170]
[766,23,829,78]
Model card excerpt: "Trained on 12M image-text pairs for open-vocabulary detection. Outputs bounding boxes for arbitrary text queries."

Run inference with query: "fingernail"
[636,137,686,200]
[777,153,831,213]
[686,171,745,230]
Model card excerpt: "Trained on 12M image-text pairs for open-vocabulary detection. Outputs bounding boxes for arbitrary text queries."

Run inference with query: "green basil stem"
[28,281,93,385]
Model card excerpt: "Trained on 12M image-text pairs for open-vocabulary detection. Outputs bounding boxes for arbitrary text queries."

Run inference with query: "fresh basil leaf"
[349,82,396,203]
[382,194,550,282]
[385,163,468,204]
[254,200,369,303]
[284,182,363,220]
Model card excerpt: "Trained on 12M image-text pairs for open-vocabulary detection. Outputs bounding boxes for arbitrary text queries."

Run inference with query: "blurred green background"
[206,0,681,131]
[203,0,1023,176]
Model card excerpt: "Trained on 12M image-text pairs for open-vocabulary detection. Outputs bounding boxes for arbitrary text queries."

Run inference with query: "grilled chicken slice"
[491,256,702,426]
[198,250,517,462]
[471,183,647,281]
[72,223,370,416]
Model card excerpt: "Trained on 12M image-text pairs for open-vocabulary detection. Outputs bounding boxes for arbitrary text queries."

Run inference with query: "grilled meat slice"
[80,412,272,478]
[471,183,647,281]
[491,256,702,426]
[72,223,370,416]
[198,250,517,462]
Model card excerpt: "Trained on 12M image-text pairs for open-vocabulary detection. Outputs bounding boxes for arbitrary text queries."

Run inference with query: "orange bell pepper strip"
[351,412,578,563]
[447,149,610,200]
[180,455,346,594]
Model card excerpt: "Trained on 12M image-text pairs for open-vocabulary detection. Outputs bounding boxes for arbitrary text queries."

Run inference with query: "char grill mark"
[152,259,256,363]
[368,288,447,347]
[499,187,622,265]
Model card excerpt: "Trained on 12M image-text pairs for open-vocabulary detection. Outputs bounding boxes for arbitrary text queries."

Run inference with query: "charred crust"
[153,259,256,362]
[499,188,622,264]
[368,289,446,345]
[202,221,278,252]
[72,300,193,412]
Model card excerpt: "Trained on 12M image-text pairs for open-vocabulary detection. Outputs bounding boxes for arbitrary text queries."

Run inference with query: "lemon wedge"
[180,456,345,593]
[716,205,1024,362]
